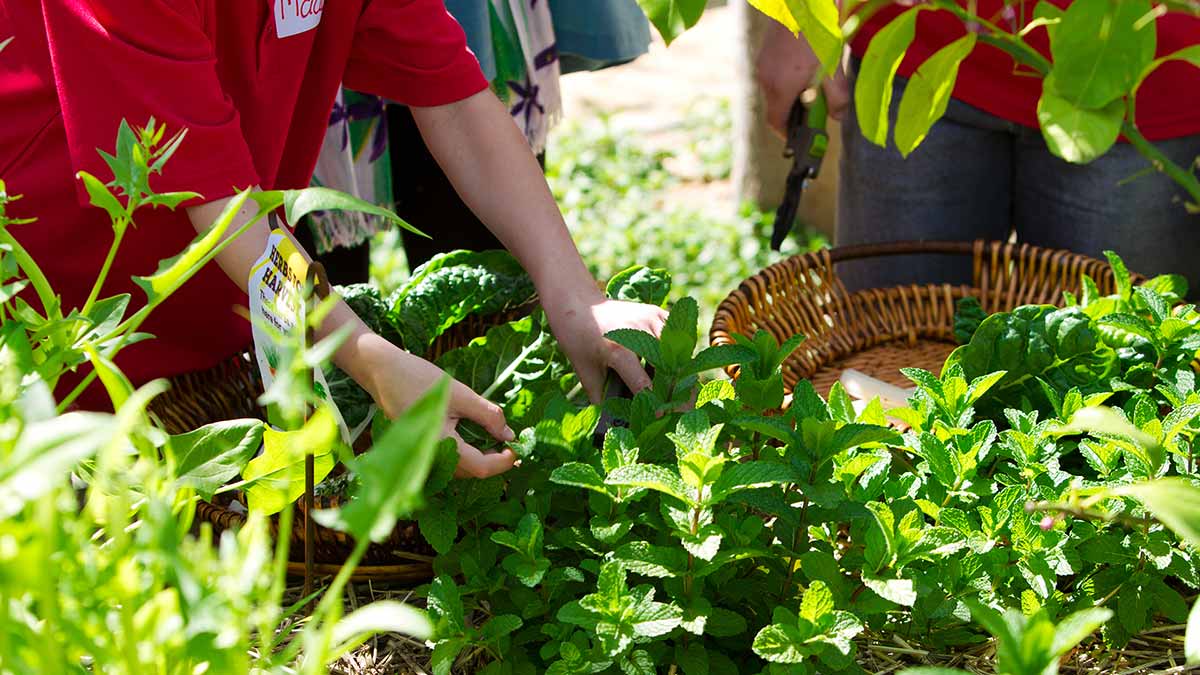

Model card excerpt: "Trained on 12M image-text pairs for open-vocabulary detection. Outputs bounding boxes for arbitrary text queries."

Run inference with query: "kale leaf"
[606,265,672,307]
[386,250,536,354]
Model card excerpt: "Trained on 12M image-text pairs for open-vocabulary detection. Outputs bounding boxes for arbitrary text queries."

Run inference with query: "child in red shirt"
[0,0,666,478]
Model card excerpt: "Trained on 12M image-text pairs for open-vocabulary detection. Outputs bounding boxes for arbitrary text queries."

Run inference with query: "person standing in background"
[755,1,1200,291]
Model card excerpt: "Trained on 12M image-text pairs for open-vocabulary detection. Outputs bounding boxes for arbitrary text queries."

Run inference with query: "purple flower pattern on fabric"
[328,94,388,162]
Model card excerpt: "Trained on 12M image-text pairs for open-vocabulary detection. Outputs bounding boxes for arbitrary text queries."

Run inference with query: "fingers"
[764,98,789,137]
[575,360,607,405]
[756,22,820,136]
[452,434,517,479]
[646,307,668,338]
[823,65,851,122]
[451,380,514,443]
[606,342,653,397]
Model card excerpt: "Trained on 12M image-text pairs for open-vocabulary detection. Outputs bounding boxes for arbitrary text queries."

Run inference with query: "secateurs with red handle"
[771,92,829,251]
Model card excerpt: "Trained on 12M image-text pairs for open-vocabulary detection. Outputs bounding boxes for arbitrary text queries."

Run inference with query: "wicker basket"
[709,240,1133,397]
[148,305,532,583]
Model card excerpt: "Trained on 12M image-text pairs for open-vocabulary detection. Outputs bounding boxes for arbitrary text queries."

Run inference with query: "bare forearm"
[184,196,378,385]
[186,194,516,472]
[410,90,601,308]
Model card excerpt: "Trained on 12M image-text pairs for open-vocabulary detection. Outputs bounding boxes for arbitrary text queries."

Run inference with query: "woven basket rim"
[160,303,539,581]
[708,238,1132,393]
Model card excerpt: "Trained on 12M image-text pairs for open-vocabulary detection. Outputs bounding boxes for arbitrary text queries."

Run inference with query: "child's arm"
[411,90,669,403]
[185,197,517,479]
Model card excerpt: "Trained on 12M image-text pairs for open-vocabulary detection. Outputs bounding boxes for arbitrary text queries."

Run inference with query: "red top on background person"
[852,0,1200,140]
[0,0,667,479]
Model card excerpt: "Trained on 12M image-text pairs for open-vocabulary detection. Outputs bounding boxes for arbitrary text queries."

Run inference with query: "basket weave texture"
[147,306,531,582]
[709,240,1131,397]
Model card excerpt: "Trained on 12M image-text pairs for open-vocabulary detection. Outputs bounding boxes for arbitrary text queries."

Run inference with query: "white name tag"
[275,0,324,38]
[250,228,370,445]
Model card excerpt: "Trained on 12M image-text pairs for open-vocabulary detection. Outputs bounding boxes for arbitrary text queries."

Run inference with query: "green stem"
[214,477,255,495]
[81,217,129,316]
[118,573,142,675]
[780,497,812,599]
[1123,120,1200,208]
[58,207,269,412]
[259,504,295,669]
[931,0,1051,75]
[481,338,546,400]
[684,506,699,597]
[312,535,369,624]
[33,497,66,674]
[57,369,98,413]
[0,580,10,668]
[1026,499,1153,529]
[935,478,963,525]
[0,227,58,319]
[290,535,369,673]
[99,192,272,347]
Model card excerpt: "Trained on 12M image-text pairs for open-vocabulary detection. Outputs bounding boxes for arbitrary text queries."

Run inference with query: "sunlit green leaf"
[243,406,340,515]
[896,33,976,156]
[171,419,264,500]
[855,7,923,146]
[1049,0,1155,109]
[1117,478,1200,548]
[1037,79,1124,164]
[279,187,425,237]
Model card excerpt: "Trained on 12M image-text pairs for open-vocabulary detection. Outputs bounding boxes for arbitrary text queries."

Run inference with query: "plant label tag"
[249,227,364,444]
[274,0,324,39]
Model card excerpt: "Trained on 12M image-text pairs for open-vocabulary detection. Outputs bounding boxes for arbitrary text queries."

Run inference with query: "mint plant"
[12,117,1200,672]
[752,581,864,673]
[399,245,1200,673]
[899,602,1113,675]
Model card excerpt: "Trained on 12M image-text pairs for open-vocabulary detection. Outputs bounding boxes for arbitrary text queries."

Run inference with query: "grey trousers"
[837,68,1200,294]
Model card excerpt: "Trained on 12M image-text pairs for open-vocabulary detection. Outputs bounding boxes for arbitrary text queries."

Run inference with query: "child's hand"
[355,334,516,479]
[542,290,668,403]
[441,380,518,479]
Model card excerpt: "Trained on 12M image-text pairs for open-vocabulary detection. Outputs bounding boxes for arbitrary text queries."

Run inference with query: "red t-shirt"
[0,0,488,409]
[853,1,1200,141]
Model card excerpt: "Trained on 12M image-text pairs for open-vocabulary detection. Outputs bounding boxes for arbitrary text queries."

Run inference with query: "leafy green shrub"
[396,256,1200,674]
[0,120,440,673]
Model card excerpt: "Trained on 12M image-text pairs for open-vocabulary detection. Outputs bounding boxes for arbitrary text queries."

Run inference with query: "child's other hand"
[543,291,668,404]
[358,335,516,479]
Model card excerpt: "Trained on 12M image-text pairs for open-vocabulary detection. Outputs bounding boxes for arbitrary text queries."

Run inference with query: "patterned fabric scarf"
[307,88,391,254]
[491,0,562,154]
[307,0,561,252]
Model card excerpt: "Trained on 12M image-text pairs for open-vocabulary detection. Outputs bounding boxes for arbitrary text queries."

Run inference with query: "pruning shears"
[771,92,829,251]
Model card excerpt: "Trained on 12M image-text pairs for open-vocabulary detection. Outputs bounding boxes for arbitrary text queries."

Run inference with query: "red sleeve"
[345,0,490,107]
[40,0,260,206]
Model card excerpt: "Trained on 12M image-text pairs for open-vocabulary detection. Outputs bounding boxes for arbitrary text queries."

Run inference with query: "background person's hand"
[357,334,516,479]
[756,20,850,135]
